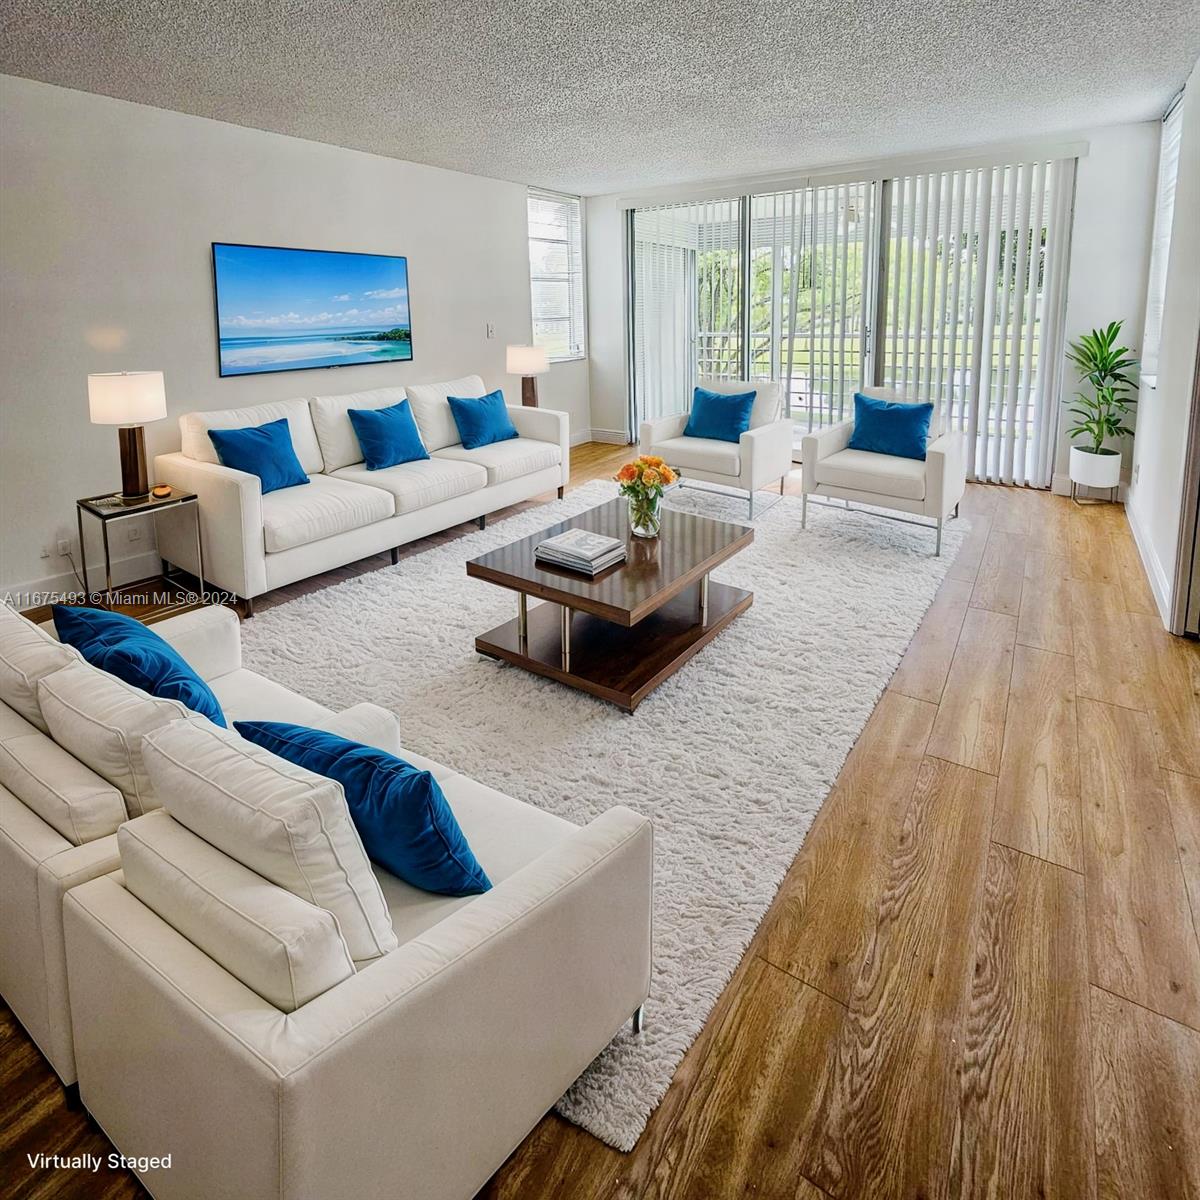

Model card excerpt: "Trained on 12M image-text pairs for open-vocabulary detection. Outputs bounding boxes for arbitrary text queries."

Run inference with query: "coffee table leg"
[560,605,571,672]
[517,593,528,651]
[700,574,709,626]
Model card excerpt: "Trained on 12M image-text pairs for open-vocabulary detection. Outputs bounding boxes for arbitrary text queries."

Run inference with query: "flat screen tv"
[211,242,413,377]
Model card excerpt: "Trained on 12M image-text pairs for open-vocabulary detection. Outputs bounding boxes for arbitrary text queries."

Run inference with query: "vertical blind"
[628,155,1076,488]
[1141,98,1185,386]
[880,159,1075,487]
[528,189,586,361]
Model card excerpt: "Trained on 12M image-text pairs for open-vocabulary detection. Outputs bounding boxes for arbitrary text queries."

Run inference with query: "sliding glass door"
[627,156,1075,487]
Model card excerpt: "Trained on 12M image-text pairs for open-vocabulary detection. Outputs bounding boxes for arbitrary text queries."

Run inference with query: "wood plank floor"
[4,446,1199,1200]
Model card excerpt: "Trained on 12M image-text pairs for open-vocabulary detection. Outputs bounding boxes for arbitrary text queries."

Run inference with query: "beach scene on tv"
[213,243,413,376]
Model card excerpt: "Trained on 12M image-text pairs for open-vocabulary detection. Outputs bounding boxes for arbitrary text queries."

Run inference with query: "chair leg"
[557,486,565,499]
[780,476,786,495]
[631,1005,645,1035]
[953,502,960,519]
[935,518,943,557]
[801,492,808,529]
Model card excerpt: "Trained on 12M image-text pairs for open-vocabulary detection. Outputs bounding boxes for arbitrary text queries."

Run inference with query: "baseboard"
[1,548,162,611]
[590,427,632,445]
[1123,497,1173,626]
[569,428,594,447]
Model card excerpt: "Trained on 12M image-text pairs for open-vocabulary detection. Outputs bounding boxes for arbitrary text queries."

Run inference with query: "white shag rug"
[239,480,964,1151]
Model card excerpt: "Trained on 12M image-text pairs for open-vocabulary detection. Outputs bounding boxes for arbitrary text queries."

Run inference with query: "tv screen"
[211,242,413,377]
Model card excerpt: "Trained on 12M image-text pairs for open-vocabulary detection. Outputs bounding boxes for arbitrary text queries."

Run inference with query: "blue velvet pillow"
[52,606,227,726]
[683,387,756,443]
[233,721,492,897]
[207,418,309,493]
[348,400,429,470]
[847,393,934,461]
[446,390,519,451]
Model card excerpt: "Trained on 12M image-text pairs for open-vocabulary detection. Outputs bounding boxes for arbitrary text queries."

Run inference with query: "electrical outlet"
[486,322,495,339]
[127,524,143,542]
[57,538,70,557]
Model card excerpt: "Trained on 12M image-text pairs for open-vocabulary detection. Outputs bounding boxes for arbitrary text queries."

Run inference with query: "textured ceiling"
[2,1,1197,195]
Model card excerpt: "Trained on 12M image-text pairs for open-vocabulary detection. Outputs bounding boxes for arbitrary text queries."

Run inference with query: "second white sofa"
[155,376,570,611]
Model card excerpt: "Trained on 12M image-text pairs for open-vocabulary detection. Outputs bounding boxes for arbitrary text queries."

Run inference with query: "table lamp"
[506,345,549,407]
[88,371,167,501]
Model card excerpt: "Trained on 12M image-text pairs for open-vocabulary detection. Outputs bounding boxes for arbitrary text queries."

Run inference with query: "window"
[528,189,586,361]
[1142,97,1184,387]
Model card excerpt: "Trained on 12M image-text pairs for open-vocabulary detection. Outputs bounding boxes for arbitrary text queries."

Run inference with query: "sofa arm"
[641,413,689,452]
[507,405,570,487]
[63,806,652,1200]
[144,604,242,680]
[800,418,854,492]
[153,452,267,601]
[739,418,794,490]
[925,430,968,519]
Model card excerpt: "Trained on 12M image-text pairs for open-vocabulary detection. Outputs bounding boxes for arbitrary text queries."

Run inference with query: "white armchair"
[800,390,967,555]
[640,379,793,519]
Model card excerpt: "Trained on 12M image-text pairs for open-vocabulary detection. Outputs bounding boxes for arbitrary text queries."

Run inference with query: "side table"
[76,487,203,608]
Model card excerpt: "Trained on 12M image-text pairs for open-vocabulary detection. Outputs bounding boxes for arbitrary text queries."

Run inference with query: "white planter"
[1070,445,1122,490]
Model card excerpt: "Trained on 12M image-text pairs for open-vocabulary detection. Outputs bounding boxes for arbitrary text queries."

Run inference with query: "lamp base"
[521,376,538,408]
[118,425,150,500]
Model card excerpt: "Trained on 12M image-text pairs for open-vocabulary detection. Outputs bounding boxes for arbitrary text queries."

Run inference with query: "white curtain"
[880,158,1076,487]
[1142,99,1184,386]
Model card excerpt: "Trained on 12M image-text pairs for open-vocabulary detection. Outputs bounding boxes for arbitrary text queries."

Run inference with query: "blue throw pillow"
[208,418,309,493]
[348,400,429,470]
[683,387,756,443]
[847,393,934,461]
[52,606,226,726]
[233,721,492,897]
[446,390,519,451]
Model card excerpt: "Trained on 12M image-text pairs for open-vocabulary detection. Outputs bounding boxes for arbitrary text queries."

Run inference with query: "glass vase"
[628,491,662,538]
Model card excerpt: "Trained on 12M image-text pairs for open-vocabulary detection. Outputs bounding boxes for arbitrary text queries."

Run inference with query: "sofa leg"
[241,596,254,619]
[631,1005,645,1035]
[801,492,808,529]
[935,518,943,557]
[780,477,786,495]
[557,486,565,499]
[390,547,399,566]
[953,502,960,519]
[477,514,487,531]
[747,492,755,521]
[63,1082,82,1112]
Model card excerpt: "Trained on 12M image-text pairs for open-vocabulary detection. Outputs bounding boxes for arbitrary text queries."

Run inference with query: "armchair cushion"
[697,378,782,428]
[847,393,933,461]
[814,448,927,501]
[261,474,395,554]
[683,386,756,443]
[650,435,740,476]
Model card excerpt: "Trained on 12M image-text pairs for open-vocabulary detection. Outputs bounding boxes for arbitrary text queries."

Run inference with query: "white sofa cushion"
[180,397,325,474]
[141,717,398,963]
[261,474,395,554]
[332,457,487,514]
[405,375,486,452]
[209,670,339,726]
[815,447,927,501]
[120,811,356,1012]
[310,386,411,474]
[0,704,126,844]
[0,604,81,733]
[376,772,576,944]
[37,662,189,817]
[434,438,561,487]
[652,434,741,476]
[697,377,782,429]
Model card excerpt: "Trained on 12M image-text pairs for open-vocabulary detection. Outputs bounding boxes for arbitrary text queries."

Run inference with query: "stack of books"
[534,528,626,576]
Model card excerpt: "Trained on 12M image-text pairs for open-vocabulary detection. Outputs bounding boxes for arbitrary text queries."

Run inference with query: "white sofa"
[0,603,652,1200]
[154,376,570,612]
[800,388,967,555]
[639,378,793,518]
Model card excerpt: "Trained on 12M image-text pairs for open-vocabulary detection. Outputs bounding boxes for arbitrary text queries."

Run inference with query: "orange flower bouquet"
[614,455,676,538]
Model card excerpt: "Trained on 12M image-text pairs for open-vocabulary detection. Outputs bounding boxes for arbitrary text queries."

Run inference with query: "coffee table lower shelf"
[475,579,752,712]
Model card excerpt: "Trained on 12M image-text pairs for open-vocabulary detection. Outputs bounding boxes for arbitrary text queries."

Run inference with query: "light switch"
[486,322,495,339]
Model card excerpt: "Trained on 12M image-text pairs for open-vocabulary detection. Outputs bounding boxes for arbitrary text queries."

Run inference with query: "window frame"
[527,188,587,363]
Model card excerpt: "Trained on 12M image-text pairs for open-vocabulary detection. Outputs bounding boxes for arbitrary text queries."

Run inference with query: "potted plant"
[1065,320,1139,500]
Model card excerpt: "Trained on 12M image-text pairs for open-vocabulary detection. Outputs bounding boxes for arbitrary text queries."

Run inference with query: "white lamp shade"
[87,371,167,425]
[506,345,549,376]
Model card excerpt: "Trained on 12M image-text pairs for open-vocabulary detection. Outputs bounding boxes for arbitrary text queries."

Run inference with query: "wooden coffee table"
[466,498,753,711]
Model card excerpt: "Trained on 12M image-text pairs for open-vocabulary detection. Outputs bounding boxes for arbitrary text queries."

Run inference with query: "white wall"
[583,123,1163,461]
[1052,122,1159,492]
[0,75,589,599]
[1127,61,1200,623]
